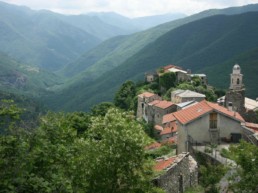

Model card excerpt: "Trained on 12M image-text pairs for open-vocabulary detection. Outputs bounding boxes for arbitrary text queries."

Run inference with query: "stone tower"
[225,64,245,114]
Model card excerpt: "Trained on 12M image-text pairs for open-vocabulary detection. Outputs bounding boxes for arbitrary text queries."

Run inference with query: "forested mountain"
[0,53,63,96]
[0,1,101,71]
[60,3,258,79]
[0,1,187,72]
[87,12,186,31]
[47,12,258,111]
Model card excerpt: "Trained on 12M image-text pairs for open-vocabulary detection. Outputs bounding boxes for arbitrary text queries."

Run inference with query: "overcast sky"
[2,0,258,17]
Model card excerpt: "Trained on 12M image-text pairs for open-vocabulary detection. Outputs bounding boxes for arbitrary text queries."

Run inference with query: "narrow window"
[210,113,217,128]
[237,78,240,85]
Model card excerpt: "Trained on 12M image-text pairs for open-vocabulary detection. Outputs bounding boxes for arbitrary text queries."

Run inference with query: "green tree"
[90,102,115,116]
[114,80,136,110]
[229,141,258,192]
[159,72,176,91]
[85,108,154,192]
[0,99,23,133]
[0,103,159,192]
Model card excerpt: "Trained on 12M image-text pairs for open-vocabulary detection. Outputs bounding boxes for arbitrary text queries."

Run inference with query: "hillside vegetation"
[46,12,258,111]
[60,4,258,79]
[0,53,63,96]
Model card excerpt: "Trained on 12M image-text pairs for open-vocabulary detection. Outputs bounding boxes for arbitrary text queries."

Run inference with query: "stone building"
[137,92,177,125]
[171,89,206,104]
[224,64,246,115]
[145,72,158,83]
[190,74,208,85]
[137,92,161,121]
[153,152,198,193]
[173,100,245,154]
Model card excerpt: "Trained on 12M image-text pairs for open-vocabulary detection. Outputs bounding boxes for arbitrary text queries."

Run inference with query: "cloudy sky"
[2,0,258,17]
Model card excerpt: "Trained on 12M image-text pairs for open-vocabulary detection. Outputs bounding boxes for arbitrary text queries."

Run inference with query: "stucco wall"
[177,112,243,153]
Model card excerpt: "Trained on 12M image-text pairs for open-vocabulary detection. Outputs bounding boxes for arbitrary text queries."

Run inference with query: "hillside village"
[138,64,258,192]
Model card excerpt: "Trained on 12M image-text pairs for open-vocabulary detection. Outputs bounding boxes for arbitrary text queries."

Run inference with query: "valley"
[0,1,257,112]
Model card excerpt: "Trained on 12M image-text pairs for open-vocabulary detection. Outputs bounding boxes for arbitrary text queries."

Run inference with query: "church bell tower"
[225,64,245,114]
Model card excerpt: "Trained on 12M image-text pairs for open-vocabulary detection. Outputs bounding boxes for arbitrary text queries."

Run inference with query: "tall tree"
[159,72,176,91]
[114,80,136,110]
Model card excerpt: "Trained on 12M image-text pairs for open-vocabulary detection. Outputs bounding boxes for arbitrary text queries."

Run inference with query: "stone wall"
[154,153,198,193]
[225,89,245,115]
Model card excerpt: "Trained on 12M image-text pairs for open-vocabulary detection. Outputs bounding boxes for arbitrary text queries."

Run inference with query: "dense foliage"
[159,72,176,91]
[228,141,258,192]
[114,80,136,111]
[0,102,160,192]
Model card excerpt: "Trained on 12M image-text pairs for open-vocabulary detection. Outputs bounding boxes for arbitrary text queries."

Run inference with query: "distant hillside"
[47,12,258,111]
[61,3,258,79]
[0,53,63,96]
[88,12,186,31]
[132,13,186,30]
[0,2,101,71]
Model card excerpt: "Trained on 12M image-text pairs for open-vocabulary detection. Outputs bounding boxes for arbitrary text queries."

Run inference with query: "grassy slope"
[45,12,258,111]
[60,4,258,79]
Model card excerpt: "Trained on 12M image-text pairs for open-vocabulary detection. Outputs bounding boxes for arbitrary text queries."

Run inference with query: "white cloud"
[1,0,258,17]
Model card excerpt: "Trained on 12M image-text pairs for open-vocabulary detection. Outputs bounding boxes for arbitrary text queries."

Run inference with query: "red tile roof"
[145,142,162,150]
[154,157,176,171]
[173,100,212,124]
[207,101,245,122]
[245,122,258,132]
[162,136,178,145]
[160,124,177,135]
[162,113,176,124]
[154,125,163,131]
[138,92,155,98]
[154,101,174,109]
[173,100,244,125]
[163,64,182,71]
[148,100,161,106]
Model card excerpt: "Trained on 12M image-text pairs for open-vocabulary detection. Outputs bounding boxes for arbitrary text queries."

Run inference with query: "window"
[237,78,240,84]
[210,113,217,128]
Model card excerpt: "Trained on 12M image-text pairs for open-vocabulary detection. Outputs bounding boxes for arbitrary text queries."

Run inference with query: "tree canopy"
[0,104,158,192]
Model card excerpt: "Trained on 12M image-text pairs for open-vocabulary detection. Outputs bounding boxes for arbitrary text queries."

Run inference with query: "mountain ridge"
[46,11,258,111]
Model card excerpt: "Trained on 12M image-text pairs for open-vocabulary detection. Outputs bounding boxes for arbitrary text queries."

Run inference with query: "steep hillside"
[61,3,258,78]
[0,53,63,96]
[0,1,101,71]
[133,13,186,30]
[58,13,138,41]
[47,12,258,111]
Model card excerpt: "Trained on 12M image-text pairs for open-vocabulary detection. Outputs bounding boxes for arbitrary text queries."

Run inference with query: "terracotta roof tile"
[162,136,178,145]
[154,157,176,171]
[154,101,174,109]
[207,101,245,122]
[160,122,177,135]
[148,100,161,106]
[245,122,258,131]
[163,64,182,71]
[162,113,176,124]
[173,100,244,125]
[138,92,155,98]
[145,142,161,150]
[173,100,212,124]
[154,125,163,131]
